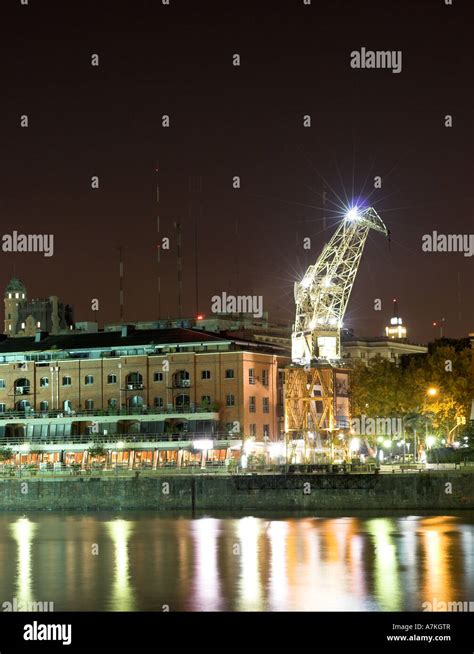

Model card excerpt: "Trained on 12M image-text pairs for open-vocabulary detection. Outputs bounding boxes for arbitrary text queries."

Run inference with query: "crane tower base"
[284,363,352,464]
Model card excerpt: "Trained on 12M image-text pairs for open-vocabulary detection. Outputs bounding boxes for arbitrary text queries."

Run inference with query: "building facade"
[0,326,288,469]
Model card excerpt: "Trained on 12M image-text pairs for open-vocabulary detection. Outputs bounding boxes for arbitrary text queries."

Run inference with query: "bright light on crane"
[345,207,360,221]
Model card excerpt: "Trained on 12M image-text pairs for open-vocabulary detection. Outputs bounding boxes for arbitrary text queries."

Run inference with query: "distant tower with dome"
[4,278,27,335]
[3,278,74,337]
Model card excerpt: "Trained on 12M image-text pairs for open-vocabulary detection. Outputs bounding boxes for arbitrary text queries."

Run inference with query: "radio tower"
[156,165,162,320]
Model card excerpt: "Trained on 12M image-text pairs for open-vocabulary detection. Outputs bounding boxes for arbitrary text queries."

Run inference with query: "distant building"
[4,278,74,337]
[385,299,407,340]
[340,298,427,364]
[192,311,428,365]
[74,322,99,333]
[194,312,271,333]
[341,336,427,364]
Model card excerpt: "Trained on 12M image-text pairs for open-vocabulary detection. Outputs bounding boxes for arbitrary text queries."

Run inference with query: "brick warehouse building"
[0,325,289,469]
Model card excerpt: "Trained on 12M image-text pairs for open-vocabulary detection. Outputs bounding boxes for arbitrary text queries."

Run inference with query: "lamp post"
[448,416,465,446]
[402,417,406,464]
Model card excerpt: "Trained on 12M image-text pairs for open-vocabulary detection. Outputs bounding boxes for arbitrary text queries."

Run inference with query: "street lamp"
[349,437,360,453]
[426,436,436,449]
[427,387,438,398]
[448,416,465,446]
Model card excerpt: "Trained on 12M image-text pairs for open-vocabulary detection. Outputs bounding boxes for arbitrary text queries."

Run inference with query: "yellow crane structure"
[284,206,388,463]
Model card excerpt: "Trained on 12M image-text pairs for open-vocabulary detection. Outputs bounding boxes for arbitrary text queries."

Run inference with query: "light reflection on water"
[0,512,472,612]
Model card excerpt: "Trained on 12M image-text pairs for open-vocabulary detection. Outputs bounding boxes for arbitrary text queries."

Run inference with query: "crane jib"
[292,207,388,363]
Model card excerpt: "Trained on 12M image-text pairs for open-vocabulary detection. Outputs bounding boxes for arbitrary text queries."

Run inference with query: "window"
[263,397,269,413]
[201,370,211,380]
[226,394,235,407]
[225,369,235,379]
[154,397,164,408]
[249,424,256,437]
[0,379,5,389]
[262,370,269,386]
[107,374,117,384]
[201,395,211,405]
[85,399,94,411]
[62,376,72,387]
[153,372,164,382]
[16,399,31,412]
[40,377,49,388]
[126,372,143,389]
[249,368,255,384]
[128,395,144,408]
[108,398,117,409]
[40,400,49,411]
[0,404,5,413]
[249,396,256,413]
[85,375,94,385]
[278,388,283,405]
[173,370,189,388]
[263,424,270,438]
[175,394,190,409]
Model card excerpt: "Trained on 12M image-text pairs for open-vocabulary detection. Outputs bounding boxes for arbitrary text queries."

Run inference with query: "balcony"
[0,405,220,421]
[124,383,144,391]
[172,379,191,389]
[15,386,30,395]
[0,431,241,447]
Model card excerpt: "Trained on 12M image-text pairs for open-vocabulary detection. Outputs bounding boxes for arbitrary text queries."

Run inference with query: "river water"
[0,511,472,612]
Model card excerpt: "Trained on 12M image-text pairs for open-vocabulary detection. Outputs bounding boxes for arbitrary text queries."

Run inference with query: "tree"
[88,444,106,459]
[406,345,474,438]
[351,357,417,418]
[0,447,13,462]
[350,342,474,450]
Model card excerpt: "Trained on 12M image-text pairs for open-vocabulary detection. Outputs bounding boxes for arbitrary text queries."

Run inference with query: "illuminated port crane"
[292,207,388,364]
[285,206,388,464]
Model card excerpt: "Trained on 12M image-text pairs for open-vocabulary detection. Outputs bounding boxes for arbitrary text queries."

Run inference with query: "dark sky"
[0,0,472,343]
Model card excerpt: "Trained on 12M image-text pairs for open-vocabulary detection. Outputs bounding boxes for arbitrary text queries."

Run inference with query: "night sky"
[0,0,472,343]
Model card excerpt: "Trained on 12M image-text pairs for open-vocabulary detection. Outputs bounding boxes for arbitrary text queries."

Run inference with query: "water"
[0,511,472,612]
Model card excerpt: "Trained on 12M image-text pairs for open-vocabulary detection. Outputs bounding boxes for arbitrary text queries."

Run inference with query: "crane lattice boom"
[292,207,388,364]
